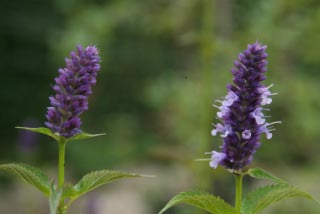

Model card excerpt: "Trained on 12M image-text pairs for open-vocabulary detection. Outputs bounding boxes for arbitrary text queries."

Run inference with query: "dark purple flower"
[209,42,280,171]
[45,45,100,138]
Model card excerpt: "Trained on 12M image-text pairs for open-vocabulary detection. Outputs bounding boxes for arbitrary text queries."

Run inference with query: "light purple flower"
[258,84,276,105]
[259,124,272,139]
[222,91,239,107]
[242,130,251,140]
[259,121,281,140]
[217,105,230,119]
[209,151,227,169]
[251,107,266,125]
[211,124,232,137]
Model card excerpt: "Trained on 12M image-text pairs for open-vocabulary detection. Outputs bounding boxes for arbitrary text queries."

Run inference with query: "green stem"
[235,173,243,214]
[57,137,67,214]
[58,138,66,189]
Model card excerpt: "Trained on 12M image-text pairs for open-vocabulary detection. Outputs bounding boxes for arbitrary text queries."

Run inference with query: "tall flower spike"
[45,45,101,138]
[209,42,280,171]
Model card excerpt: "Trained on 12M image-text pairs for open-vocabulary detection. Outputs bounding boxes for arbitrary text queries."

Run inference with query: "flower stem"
[235,173,243,214]
[58,137,67,214]
[58,138,66,189]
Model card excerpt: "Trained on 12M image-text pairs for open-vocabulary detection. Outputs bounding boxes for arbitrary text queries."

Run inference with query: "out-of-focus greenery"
[1,0,320,213]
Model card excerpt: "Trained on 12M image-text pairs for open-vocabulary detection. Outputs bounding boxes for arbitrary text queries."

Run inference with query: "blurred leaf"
[246,167,287,184]
[0,163,50,195]
[49,182,62,214]
[159,191,236,214]
[67,132,105,142]
[61,183,75,199]
[241,184,315,214]
[15,127,59,141]
[66,170,144,201]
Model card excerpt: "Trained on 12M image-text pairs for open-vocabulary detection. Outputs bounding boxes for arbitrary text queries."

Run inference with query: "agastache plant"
[159,42,317,214]
[0,45,146,214]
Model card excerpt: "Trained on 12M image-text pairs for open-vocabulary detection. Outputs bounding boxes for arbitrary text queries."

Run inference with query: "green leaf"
[241,184,315,214]
[246,167,287,184]
[0,163,50,195]
[16,127,59,141]
[67,170,143,200]
[159,191,236,214]
[61,183,77,200]
[49,182,62,214]
[66,132,105,142]
[15,127,105,143]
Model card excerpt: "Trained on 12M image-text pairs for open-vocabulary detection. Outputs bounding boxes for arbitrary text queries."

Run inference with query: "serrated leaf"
[0,163,50,195]
[159,191,236,214]
[68,170,142,200]
[16,127,59,141]
[241,184,315,214]
[61,183,75,199]
[49,182,62,214]
[67,132,105,142]
[246,167,287,184]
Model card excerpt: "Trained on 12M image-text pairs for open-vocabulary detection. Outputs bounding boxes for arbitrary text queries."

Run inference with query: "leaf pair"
[0,163,146,214]
[15,127,105,142]
[159,168,317,214]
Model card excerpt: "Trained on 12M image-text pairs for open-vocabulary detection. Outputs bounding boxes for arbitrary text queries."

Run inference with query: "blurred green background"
[1,0,320,213]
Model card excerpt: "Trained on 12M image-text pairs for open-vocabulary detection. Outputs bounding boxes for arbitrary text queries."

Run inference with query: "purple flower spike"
[45,45,100,138]
[209,42,280,171]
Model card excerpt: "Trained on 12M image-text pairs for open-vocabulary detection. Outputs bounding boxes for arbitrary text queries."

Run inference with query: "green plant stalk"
[58,137,66,213]
[58,137,66,189]
[235,173,243,214]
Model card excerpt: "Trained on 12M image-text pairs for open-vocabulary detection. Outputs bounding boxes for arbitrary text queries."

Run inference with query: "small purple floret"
[45,45,100,138]
[209,42,280,171]
[209,151,227,169]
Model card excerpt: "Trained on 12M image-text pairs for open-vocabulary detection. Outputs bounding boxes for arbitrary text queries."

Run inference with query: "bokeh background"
[1,0,320,213]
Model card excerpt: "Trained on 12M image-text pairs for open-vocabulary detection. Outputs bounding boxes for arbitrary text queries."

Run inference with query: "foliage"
[16,126,106,143]
[65,170,143,202]
[241,184,314,214]
[0,128,145,213]
[2,0,320,213]
[0,160,145,213]
[159,191,236,214]
[246,167,287,184]
[160,167,317,214]
[0,163,50,195]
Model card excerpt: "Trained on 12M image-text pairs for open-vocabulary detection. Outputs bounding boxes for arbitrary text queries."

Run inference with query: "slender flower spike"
[45,45,100,138]
[209,42,280,171]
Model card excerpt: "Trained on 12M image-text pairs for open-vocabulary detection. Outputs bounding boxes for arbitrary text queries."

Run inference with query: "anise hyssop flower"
[209,42,280,171]
[45,45,100,138]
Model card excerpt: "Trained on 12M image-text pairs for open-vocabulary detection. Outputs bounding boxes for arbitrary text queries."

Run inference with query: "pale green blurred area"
[1,0,320,213]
